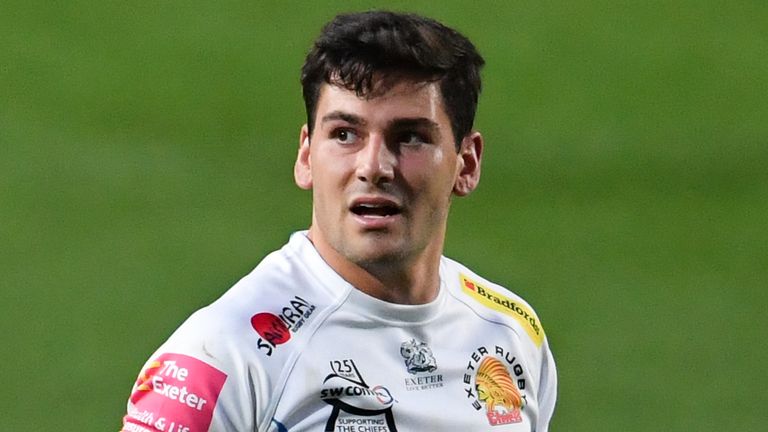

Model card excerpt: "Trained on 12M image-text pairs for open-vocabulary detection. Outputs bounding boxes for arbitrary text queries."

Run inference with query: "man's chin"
[345,238,408,267]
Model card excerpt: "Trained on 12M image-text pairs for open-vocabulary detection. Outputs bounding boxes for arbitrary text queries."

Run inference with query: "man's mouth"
[349,197,403,218]
[350,203,402,217]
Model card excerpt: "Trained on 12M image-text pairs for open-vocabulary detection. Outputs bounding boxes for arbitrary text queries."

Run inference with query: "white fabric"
[123,231,557,432]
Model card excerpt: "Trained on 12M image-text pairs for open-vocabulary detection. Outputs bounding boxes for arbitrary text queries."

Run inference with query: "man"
[122,11,556,432]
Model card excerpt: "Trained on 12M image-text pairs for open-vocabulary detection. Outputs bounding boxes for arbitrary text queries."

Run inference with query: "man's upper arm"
[120,309,262,432]
[121,351,230,432]
[536,338,558,432]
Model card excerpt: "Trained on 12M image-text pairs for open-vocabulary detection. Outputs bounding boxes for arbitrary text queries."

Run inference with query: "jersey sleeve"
[121,353,228,432]
[120,234,339,432]
[120,310,261,432]
[535,337,558,432]
[448,261,559,431]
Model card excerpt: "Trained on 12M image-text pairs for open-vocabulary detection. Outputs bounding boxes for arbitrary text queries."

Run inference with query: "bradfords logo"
[400,339,443,391]
[460,275,544,347]
[251,295,316,356]
[464,346,527,426]
[123,353,227,432]
[320,359,398,431]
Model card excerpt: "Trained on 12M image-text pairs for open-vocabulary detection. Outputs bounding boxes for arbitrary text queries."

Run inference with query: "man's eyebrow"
[320,111,366,126]
[389,117,440,131]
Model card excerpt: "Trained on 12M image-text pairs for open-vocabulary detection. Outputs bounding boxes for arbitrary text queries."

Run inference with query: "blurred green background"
[2,1,766,430]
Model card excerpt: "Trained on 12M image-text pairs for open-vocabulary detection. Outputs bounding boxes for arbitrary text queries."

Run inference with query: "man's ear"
[453,131,483,196]
[294,125,312,190]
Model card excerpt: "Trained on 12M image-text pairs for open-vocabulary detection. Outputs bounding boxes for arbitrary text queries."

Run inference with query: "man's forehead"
[316,80,444,115]
[313,82,448,134]
[326,74,439,100]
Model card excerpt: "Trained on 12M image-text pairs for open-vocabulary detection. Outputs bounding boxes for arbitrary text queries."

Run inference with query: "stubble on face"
[301,79,462,294]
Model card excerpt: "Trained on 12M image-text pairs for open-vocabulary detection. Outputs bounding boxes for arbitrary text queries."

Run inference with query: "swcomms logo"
[320,359,398,431]
[320,384,394,406]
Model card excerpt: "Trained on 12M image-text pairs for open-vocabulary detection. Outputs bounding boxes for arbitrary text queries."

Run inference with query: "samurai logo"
[250,295,316,357]
[400,339,437,374]
[320,359,398,431]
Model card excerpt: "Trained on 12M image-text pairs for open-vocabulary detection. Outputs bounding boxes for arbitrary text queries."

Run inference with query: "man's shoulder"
[442,257,547,348]
[204,231,342,318]
[157,231,346,364]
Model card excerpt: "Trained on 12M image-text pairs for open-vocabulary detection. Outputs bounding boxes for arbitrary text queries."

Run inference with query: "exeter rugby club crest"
[399,339,443,391]
[464,346,528,426]
[320,359,398,431]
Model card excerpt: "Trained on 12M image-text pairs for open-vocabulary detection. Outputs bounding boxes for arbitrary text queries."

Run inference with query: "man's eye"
[399,132,427,146]
[333,129,358,144]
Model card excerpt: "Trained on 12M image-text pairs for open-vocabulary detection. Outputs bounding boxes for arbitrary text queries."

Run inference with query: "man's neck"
[307,232,442,305]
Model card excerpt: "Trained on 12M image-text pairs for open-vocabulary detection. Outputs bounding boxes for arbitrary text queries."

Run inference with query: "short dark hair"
[301,11,485,148]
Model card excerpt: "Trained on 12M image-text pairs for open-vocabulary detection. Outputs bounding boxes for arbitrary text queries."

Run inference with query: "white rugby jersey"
[122,231,557,432]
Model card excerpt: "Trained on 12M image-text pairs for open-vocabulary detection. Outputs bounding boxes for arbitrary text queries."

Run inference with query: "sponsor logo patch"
[251,295,316,356]
[400,339,443,391]
[463,346,528,426]
[460,274,544,347]
[123,353,226,432]
[321,359,398,431]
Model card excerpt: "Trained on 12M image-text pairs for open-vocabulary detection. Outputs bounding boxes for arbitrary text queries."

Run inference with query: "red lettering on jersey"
[123,353,226,432]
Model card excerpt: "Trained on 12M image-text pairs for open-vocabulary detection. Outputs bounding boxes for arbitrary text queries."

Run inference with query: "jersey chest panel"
[269,312,540,432]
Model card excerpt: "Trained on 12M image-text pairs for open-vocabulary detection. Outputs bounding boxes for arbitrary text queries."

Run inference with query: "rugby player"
[122,10,557,432]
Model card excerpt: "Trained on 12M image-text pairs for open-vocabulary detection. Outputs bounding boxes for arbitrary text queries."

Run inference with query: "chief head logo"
[399,339,437,375]
[475,357,524,425]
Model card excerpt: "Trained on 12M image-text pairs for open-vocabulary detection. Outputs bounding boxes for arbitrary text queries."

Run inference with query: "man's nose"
[356,134,395,184]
